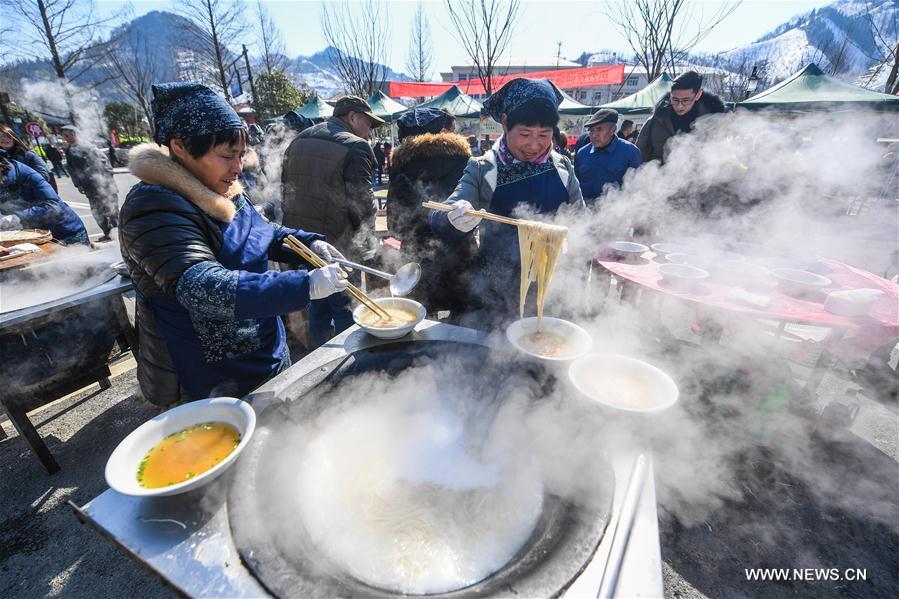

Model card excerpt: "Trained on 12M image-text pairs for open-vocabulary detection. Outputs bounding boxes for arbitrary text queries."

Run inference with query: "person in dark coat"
[429,78,585,330]
[119,82,350,407]
[575,109,642,203]
[373,141,386,185]
[636,71,726,164]
[387,108,474,315]
[281,95,384,348]
[0,125,52,182]
[0,151,89,245]
[617,119,634,140]
[62,126,120,240]
[42,143,68,178]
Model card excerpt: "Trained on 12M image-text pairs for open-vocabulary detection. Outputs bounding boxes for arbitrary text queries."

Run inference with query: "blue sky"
[104,0,832,76]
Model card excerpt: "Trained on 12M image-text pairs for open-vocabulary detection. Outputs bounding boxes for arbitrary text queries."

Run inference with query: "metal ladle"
[332,258,422,297]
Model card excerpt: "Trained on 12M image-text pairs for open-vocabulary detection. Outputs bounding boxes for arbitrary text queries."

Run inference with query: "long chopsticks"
[283,235,390,319]
[422,201,523,227]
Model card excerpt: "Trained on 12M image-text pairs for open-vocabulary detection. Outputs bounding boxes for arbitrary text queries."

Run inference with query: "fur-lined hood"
[390,132,471,171]
[128,143,243,223]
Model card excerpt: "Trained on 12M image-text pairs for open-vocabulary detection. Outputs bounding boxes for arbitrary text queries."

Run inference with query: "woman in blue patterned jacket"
[119,82,349,407]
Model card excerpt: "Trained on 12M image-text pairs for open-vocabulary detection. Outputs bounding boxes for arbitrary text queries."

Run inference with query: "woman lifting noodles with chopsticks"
[428,78,585,330]
[119,83,349,407]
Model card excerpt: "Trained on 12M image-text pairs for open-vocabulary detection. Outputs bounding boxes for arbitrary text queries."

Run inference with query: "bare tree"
[859,0,899,94]
[5,0,124,82]
[405,1,433,82]
[603,0,741,81]
[321,0,389,97]
[176,0,248,101]
[444,0,522,95]
[99,26,174,135]
[255,0,288,76]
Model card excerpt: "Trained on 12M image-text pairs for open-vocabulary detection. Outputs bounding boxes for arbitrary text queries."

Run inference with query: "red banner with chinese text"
[388,65,625,97]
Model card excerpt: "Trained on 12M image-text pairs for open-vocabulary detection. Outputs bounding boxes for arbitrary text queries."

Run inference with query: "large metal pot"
[229,341,614,598]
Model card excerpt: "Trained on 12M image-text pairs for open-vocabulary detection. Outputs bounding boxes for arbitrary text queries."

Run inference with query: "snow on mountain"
[721,0,896,85]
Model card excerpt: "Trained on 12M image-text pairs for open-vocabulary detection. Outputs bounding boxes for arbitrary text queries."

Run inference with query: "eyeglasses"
[670,93,698,107]
[0,133,11,140]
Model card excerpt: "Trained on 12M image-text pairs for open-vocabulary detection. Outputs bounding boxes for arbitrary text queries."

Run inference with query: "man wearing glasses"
[636,71,726,164]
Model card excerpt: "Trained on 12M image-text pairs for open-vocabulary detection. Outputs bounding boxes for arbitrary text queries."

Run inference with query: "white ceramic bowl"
[569,354,679,413]
[506,316,593,363]
[771,268,832,297]
[352,297,426,340]
[608,241,648,259]
[658,263,709,289]
[650,242,690,256]
[105,397,256,497]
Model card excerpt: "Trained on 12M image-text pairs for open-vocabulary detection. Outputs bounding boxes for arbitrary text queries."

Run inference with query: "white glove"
[309,263,350,300]
[310,240,347,265]
[0,214,22,231]
[446,200,481,232]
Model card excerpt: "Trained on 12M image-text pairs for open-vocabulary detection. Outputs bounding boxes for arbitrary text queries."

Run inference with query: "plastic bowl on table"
[650,242,690,256]
[770,268,832,297]
[105,397,256,497]
[665,253,710,269]
[658,263,709,290]
[569,354,679,414]
[506,316,593,364]
[824,288,883,317]
[607,241,648,261]
[352,297,426,340]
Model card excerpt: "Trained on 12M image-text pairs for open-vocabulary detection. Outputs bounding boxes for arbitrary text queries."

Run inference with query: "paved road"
[54,167,137,240]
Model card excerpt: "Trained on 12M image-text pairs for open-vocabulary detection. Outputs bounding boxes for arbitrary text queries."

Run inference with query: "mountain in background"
[711,0,896,85]
[0,10,409,109]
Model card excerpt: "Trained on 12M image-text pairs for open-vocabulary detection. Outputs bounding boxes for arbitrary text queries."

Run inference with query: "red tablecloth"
[596,252,899,352]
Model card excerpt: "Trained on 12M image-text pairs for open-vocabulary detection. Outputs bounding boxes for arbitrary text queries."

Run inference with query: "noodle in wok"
[518,221,567,320]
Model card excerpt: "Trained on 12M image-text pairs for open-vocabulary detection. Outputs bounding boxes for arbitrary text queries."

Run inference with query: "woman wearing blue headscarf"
[119,82,350,407]
[429,78,584,329]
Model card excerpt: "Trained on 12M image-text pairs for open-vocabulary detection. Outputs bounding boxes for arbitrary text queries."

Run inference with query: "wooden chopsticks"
[283,235,390,319]
[421,201,523,227]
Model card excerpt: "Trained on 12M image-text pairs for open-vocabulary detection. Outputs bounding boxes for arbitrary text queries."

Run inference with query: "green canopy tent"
[294,96,334,122]
[558,90,594,116]
[367,90,408,122]
[600,73,673,115]
[738,63,899,112]
[410,85,483,118]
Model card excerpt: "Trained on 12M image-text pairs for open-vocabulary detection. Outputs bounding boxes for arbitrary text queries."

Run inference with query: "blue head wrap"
[397,108,447,129]
[151,82,244,145]
[482,78,563,123]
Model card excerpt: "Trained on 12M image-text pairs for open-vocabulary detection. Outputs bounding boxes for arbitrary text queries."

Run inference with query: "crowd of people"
[0,70,730,407]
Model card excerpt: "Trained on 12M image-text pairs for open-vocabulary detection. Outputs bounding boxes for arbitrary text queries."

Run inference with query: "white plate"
[569,354,679,413]
[105,397,256,497]
[352,297,426,340]
[506,316,592,363]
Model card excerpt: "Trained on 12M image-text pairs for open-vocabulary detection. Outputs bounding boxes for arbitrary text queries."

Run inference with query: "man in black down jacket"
[387,108,475,315]
[636,71,726,164]
[281,95,384,347]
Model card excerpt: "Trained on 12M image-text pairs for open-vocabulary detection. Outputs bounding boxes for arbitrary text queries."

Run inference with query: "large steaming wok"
[0,247,119,314]
[229,341,615,598]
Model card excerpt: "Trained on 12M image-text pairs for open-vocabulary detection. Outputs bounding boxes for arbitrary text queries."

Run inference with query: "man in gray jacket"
[281,95,384,347]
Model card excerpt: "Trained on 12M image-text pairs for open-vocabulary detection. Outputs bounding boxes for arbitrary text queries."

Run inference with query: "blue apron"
[145,201,293,400]
[467,162,569,329]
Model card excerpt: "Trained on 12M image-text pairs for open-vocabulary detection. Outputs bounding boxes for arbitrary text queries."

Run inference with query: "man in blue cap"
[574,108,641,204]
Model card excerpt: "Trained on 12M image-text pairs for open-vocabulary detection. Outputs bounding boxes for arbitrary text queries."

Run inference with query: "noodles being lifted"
[518,221,567,320]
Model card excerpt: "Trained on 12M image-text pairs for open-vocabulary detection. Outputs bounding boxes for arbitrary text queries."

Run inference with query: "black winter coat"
[636,91,727,163]
[387,132,475,313]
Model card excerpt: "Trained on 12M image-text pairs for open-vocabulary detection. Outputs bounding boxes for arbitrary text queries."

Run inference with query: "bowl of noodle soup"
[506,317,592,363]
[353,297,426,339]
